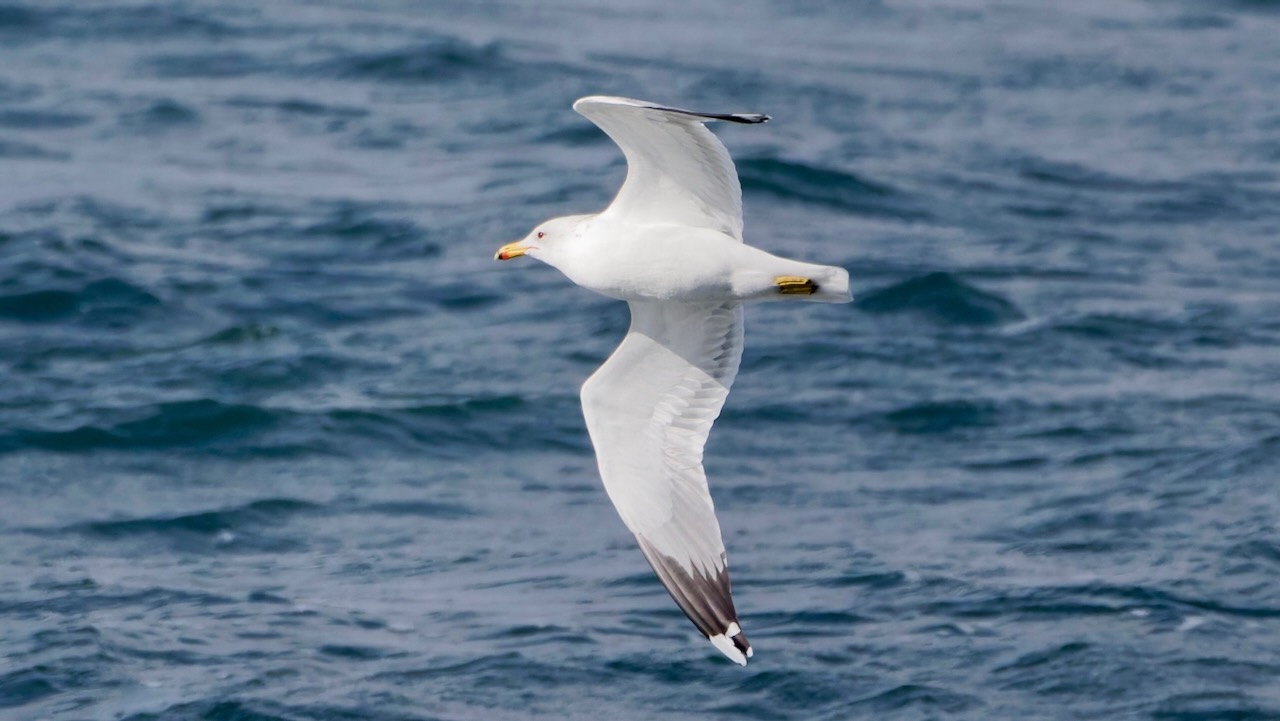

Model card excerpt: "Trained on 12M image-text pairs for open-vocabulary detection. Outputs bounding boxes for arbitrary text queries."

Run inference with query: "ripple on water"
[0,4,244,43]
[722,669,867,718]
[0,139,67,160]
[1152,693,1280,721]
[1,585,234,617]
[143,51,272,80]
[0,392,585,458]
[850,684,983,715]
[0,277,161,325]
[855,272,1024,326]
[118,99,201,133]
[119,700,296,721]
[875,399,1000,435]
[0,110,94,131]
[58,498,319,554]
[737,157,927,220]
[306,35,584,90]
[197,200,440,259]
[1,399,280,454]
[0,666,59,710]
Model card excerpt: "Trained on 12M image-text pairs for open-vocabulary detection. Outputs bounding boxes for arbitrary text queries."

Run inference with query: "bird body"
[496,96,851,665]
[538,216,849,304]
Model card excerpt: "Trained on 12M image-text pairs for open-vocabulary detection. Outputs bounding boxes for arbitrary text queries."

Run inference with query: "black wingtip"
[715,112,770,125]
[636,537,741,641]
[641,103,770,125]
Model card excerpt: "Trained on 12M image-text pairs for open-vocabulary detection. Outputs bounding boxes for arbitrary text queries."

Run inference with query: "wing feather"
[580,300,752,663]
[572,96,768,242]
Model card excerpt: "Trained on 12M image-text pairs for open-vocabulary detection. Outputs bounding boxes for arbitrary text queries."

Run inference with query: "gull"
[495,96,851,665]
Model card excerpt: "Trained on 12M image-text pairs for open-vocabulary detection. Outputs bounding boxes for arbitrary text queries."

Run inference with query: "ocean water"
[2,0,1279,719]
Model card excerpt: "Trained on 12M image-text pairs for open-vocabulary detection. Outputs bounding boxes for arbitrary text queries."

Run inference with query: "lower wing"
[579,300,752,664]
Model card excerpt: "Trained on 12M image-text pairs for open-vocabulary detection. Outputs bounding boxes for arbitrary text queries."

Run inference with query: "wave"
[998,54,1161,92]
[737,157,926,219]
[0,394,587,457]
[1228,539,1280,566]
[855,272,1024,326]
[75,498,317,539]
[200,322,279,345]
[924,583,1280,621]
[143,50,270,79]
[0,109,93,130]
[0,4,39,33]
[474,623,595,648]
[317,395,584,457]
[223,95,370,119]
[133,31,588,91]
[55,498,319,555]
[358,500,475,519]
[121,700,295,721]
[0,139,67,160]
[849,684,981,714]
[310,37,534,86]
[714,669,852,718]
[983,508,1161,554]
[1015,155,1177,193]
[876,399,999,435]
[317,644,401,661]
[991,641,1280,717]
[1006,154,1280,224]
[118,99,200,132]
[817,570,911,590]
[374,650,613,690]
[0,4,243,43]
[0,665,58,710]
[1153,693,1280,721]
[197,201,439,258]
[3,399,278,454]
[0,277,160,324]
[0,288,79,322]
[1038,308,1265,369]
[0,585,233,617]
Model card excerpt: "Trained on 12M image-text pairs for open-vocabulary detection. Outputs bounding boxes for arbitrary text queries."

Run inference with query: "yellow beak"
[494,242,529,261]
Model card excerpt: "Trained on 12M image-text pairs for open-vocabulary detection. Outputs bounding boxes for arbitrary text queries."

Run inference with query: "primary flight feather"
[496,96,851,665]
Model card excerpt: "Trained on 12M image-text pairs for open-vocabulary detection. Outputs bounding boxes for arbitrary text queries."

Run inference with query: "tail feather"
[813,264,851,303]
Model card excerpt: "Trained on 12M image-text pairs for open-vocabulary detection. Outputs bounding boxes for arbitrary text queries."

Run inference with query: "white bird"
[496,96,851,665]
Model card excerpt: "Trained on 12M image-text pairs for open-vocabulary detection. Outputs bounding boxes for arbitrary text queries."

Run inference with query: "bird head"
[494,215,589,264]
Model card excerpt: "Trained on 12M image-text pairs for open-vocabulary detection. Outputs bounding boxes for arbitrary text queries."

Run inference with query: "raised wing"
[572,96,768,242]
[580,300,752,664]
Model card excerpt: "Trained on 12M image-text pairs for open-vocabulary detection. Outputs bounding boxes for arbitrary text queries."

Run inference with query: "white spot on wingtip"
[708,633,748,666]
[725,622,741,637]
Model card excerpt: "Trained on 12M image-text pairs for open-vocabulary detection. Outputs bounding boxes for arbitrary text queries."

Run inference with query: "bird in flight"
[496,96,851,665]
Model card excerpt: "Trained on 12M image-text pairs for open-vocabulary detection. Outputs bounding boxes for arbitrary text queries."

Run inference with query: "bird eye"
[537,231,545,239]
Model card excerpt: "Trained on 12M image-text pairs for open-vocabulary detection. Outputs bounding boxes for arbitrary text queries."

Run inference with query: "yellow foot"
[774,275,819,295]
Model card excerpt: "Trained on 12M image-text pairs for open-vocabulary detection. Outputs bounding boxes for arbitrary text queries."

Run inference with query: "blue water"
[2,1,1280,719]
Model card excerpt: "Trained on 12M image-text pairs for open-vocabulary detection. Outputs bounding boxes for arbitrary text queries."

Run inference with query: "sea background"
[2,1,1279,719]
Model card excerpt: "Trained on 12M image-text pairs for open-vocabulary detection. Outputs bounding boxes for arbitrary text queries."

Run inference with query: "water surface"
[2,1,1279,719]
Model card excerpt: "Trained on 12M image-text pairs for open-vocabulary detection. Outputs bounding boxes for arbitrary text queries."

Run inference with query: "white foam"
[1178,616,1207,632]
